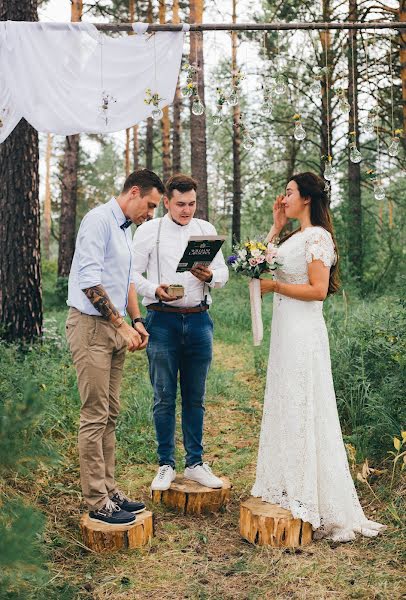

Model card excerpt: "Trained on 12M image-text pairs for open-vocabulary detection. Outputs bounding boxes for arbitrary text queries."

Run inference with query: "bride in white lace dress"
[251,172,386,542]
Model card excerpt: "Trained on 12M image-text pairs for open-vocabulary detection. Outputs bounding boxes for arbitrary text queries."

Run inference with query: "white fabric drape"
[0,21,184,142]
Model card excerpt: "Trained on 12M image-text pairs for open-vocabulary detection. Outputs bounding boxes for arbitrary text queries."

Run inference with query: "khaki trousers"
[65,307,127,510]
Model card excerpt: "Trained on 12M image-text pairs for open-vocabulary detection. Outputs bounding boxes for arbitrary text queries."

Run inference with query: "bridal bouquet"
[227,240,281,346]
[227,239,281,278]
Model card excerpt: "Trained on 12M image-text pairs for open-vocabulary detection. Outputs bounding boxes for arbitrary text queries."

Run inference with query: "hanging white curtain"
[0,21,184,142]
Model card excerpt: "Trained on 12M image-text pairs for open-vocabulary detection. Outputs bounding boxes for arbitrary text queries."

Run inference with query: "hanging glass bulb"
[151,107,163,120]
[324,162,335,181]
[262,102,273,117]
[388,137,400,157]
[182,86,194,98]
[212,110,223,125]
[294,122,306,141]
[310,80,322,96]
[273,73,287,96]
[227,90,239,106]
[191,97,205,116]
[349,144,362,163]
[339,98,351,113]
[374,183,386,201]
[242,135,254,150]
[363,119,375,135]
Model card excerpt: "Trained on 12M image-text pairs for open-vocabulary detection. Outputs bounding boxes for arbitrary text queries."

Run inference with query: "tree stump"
[151,476,231,515]
[240,497,313,547]
[80,510,153,552]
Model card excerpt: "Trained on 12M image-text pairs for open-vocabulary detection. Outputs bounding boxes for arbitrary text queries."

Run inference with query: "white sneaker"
[151,465,176,491]
[184,463,223,489]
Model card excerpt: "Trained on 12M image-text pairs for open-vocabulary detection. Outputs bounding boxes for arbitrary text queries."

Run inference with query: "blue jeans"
[146,309,213,468]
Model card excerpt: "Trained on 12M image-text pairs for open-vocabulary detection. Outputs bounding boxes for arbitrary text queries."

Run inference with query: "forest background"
[0,1,405,599]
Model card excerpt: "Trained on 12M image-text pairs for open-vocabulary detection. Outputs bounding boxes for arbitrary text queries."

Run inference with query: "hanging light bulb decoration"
[348,131,362,163]
[293,113,306,141]
[334,87,351,113]
[182,63,198,98]
[227,69,245,107]
[144,88,164,121]
[236,115,254,151]
[191,96,205,116]
[388,129,402,157]
[366,168,385,201]
[310,66,323,96]
[322,155,336,182]
[261,84,273,117]
[98,91,117,126]
[213,87,227,125]
[373,182,386,201]
[272,72,287,96]
[362,106,378,134]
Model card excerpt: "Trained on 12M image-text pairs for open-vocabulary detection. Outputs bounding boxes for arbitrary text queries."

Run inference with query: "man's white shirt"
[67,197,134,316]
[132,214,229,308]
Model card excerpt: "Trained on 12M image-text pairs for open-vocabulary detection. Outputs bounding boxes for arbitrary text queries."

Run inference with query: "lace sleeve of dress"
[305,229,336,268]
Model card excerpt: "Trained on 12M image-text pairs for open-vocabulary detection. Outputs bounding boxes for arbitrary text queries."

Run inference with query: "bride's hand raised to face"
[273,194,288,231]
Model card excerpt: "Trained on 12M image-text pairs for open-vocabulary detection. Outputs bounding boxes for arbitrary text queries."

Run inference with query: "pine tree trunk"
[160,0,172,182]
[172,0,182,174]
[347,0,363,283]
[231,0,242,243]
[399,2,406,150]
[0,0,42,343]
[320,0,333,165]
[57,0,82,277]
[190,0,209,220]
[43,134,53,260]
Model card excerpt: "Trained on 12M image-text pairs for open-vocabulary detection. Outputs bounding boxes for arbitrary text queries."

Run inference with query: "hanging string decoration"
[388,31,402,157]
[348,30,362,164]
[322,31,335,190]
[270,30,287,96]
[228,69,245,107]
[236,114,254,150]
[213,87,227,124]
[334,87,351,113]
[97,38,117,126]
[261,83,273,116]
[293,113,306,140]
[144,88,164,120]
[310,66,323,96]
[181,63,197,98]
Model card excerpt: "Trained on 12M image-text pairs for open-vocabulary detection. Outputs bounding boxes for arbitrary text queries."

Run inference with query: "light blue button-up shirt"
[67,197,134,316]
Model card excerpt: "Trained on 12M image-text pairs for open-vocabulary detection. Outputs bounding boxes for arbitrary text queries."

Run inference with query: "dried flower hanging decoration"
[236,114,254,150]
[181,63,198,98]
[322,31,334,195]
[388,33,401,158]
[227,69,245,107]
[213,87,227,125]
[97,37,117,126]
[144,88,164,120]
[293,113,306,141]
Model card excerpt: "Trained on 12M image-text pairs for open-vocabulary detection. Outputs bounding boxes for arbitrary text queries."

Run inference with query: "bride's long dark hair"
[280,171,340,295]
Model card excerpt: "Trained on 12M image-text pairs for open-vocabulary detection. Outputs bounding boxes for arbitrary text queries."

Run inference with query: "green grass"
[0,270,405,599]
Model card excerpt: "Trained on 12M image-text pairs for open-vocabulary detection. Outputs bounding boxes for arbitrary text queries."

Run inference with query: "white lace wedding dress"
[251,226,386,542]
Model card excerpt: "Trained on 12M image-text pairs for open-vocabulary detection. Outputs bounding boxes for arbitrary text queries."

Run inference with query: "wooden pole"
[231,0,242,243]
[83,21,406,32]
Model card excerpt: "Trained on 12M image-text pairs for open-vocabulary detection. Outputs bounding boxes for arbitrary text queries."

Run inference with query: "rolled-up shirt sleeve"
[77,213,108,289]
[132,222,159,298]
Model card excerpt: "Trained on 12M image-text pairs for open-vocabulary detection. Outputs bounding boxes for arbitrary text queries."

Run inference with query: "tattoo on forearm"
[82,285,120,322]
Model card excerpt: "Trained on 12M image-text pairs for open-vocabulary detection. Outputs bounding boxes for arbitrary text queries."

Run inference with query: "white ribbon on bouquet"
[249,278,263,346]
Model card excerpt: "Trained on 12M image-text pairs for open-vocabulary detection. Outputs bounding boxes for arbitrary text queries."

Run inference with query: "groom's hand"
[191,265,213,283]
[133,322,149,350]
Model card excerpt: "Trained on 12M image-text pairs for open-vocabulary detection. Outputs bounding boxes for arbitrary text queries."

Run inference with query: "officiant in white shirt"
[132,174,229,491]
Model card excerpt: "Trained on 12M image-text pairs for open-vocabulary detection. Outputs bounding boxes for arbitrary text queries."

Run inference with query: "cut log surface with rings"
[151,476,232,515]
[80,510,153,552]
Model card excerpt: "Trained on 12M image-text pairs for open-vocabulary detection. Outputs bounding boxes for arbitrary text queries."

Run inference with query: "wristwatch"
[131,317,145,328]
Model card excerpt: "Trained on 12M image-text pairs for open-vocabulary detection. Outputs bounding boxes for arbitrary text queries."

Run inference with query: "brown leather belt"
[146,303,208,314]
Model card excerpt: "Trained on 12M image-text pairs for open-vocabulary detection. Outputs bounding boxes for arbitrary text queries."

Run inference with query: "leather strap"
[146,303,208,314]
